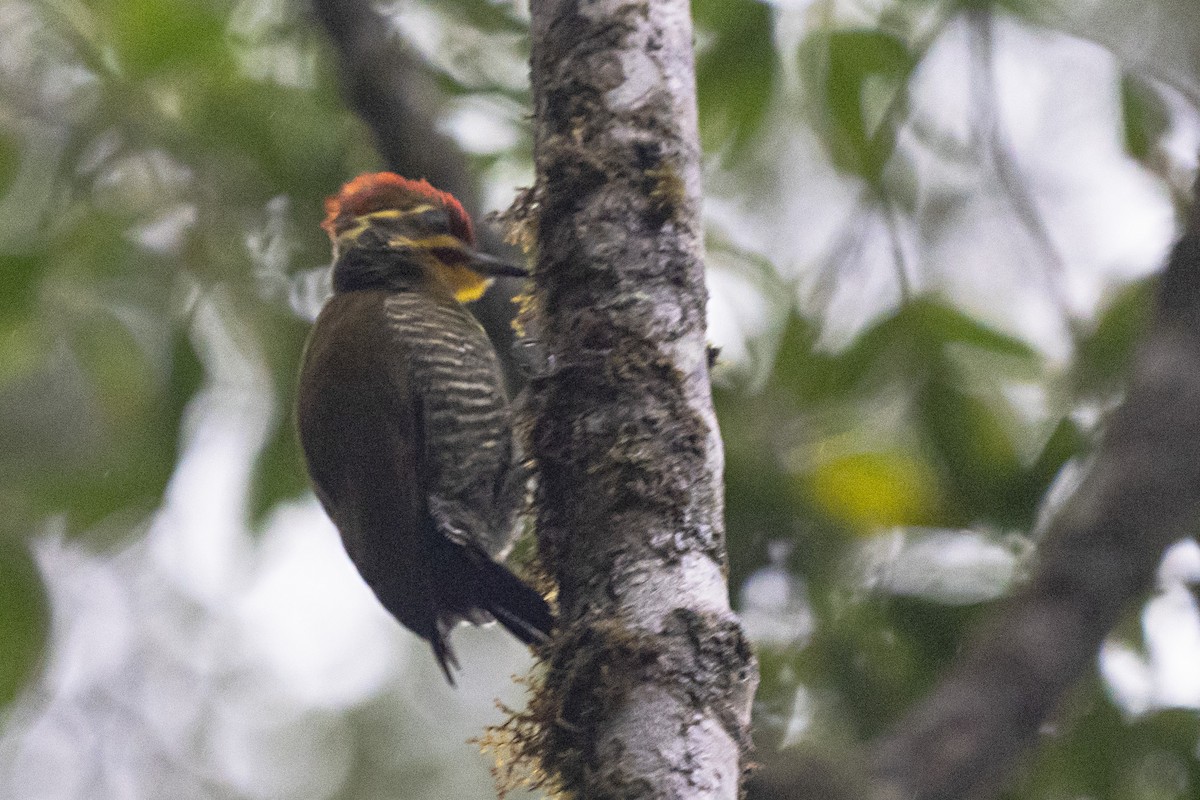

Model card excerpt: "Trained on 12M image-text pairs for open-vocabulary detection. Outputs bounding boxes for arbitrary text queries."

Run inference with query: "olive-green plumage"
[296,173,551,682]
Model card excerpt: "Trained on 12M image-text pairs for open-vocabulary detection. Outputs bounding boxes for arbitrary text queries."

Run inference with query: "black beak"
[468,250,529,278]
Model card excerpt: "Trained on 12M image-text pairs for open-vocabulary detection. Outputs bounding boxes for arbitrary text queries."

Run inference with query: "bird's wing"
[296,290,441,641]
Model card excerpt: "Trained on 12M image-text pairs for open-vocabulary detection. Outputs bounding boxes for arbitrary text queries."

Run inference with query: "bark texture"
[868,176,1200,799]
[525,0,756,797]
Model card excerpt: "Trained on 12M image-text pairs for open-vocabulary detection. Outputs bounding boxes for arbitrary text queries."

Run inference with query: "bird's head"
[322,172,526,301]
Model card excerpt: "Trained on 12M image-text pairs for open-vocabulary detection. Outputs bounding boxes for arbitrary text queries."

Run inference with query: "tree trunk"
[523,0,757,797]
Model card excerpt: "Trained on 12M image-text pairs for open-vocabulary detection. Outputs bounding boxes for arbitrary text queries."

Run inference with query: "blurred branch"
[310,0,478,207]
[967,6,1071,322]
[309,0,523,387]
[870,168,1200,800]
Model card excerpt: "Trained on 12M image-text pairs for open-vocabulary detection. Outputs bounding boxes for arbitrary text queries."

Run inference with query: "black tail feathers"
[473,555,554,646]
[430,624,462,686]
[427,541,554,684]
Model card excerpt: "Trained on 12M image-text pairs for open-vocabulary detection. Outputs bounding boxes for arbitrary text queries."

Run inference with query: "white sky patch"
[1143,583,1200,708]
[897,15,1177,361]
[232,41,319,88]
[380,0,528,92]
[148,296,270,606]
[1101,640,1157,716]
[227,0,319,88]
[131,203,197,255]
[1102,540,1200,716]
[860,527,1027,605]
[705,262,775,369]
[779,684,816,749]
[441,94,523,155]
[93,149,193,217]
[31,524,135,701]
[740,542,816,648]
[237,499,402,709]
[208,688,355,800]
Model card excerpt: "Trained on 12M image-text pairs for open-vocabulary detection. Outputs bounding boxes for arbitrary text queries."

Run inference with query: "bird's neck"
[331,246,430,295]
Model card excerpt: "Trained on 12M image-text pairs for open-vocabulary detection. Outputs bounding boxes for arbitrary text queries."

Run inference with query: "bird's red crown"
[321,173,475,245]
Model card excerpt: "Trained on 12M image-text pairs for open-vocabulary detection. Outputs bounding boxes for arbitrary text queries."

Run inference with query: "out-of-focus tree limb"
[309,0,522,386]
[310,0,478,206]
[869,171,1200,800]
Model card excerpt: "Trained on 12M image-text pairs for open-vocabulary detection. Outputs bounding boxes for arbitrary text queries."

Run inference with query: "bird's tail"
[470,554,554,646]
[429,539,554,683]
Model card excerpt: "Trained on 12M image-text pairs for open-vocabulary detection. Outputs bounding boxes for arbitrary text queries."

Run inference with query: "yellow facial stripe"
[384,233,465,251]
[337,215,372,244]
[333,208,493,302]
[363,205,435,220]
[387,235,491,302]
[383,234,491,301]
[335,205,440,247]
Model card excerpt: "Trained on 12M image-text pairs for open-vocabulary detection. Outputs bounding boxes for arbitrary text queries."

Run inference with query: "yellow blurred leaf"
[806,450,939,530]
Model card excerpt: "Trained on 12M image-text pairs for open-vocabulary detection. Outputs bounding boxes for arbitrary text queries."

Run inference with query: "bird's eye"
[430,246,470,266]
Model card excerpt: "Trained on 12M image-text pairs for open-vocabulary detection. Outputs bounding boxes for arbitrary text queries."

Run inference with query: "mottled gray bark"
[524,0,756,797]
[869,176,1200,799]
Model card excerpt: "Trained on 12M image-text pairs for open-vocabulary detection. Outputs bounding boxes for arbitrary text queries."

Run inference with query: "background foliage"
[1,0,1199,798]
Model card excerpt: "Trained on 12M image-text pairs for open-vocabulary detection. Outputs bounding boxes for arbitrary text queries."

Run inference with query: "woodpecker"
[296,172,553,682]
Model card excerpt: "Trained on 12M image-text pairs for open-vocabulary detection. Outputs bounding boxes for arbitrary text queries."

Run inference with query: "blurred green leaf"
[807,29,916,184]
[1074,280,1154,399]
[0,133,19,199]
[438,0,527,35]
[1121,75,1171,163]
[186,77,357,195]
[718,386,813,591]
[1022,416,1086,500]
[694,0,776,154]
[0,540,49,708]
[1018,685,1200,800]
[13,318,203,532]
[919,380,1026,524]
[248,307,312,523]
[0,251,42,324]
[824,298,1040,397]
[768,313,845,403]
[801,602,927,738]
[866,297,1040,362]
[884,595,988,671]
[107,0,227,76]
